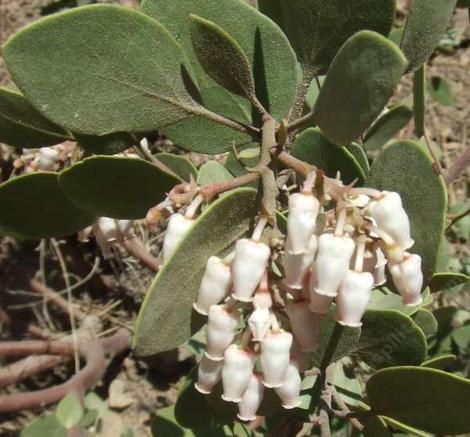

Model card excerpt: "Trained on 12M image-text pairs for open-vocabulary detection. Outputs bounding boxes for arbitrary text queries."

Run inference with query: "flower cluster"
[184,170,423,421]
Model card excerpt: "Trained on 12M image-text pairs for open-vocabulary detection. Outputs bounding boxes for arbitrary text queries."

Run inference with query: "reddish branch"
[122,237,160,272]
[0,329,131,413]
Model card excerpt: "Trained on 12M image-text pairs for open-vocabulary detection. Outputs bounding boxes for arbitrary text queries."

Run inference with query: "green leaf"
[428,76,454,107]
[155,153,198,182]
[412,309,438,338]
[0,87,71,148]
[452,324,470,353]
[333,364,362,406]
[364,416,392,437]
[189,15,258,105]
[421,354,457,370]
[401,0,458,71]
[0,172,95,239]
[367,141,447,285]
[313,31,407,146]
[368,288,431,316]
[59,156,179,219]
[312,306,361,366]
[21,414,66,437]
[367,366,470,434]
[3,5,206,136]
[413,66,426,138]
[346,143,370,176]
[304,76,325,110]
[429,272,469,293]
[76,132,135,156]
[197,161,234,186]
[291,128,366,184]
[381,417,431,437]
[56,394,84,429]
[141,0,298,153]
[363,105,413,151]
[133,188,258,356]
[260,0,395,73]
[357,310,427,369]
[174,368,216,429]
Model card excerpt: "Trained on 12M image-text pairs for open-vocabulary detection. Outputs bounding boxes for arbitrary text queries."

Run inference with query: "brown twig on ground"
[121,237,160,272]
[445,146,470,185]
[0,329,131,413]
[29,278,86,321]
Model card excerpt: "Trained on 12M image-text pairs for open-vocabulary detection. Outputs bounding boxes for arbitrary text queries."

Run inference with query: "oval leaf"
[0,87,70,148]
[313,30,408,146]
[155,153,198,182]
[291,127,366,184]
[197,161,234,186]
[56,394,84,429]
[260,0,395,73]
[133,188,258,356]
[429,272,470,293]
[0,172,95,239]
[357,310,427,369]
[75,132,135,156]
[363,105,413,151]
[367,140,447,285]
[3,5,202,136]
[367,366,470,434]
[368,288,431,316]
[189,15,257,104]
[141,0,298,153]
[364,416,392,437]
[428,76,454,107]
[401,0,458,71]
[421,354,457,370]
[59,156,179,219]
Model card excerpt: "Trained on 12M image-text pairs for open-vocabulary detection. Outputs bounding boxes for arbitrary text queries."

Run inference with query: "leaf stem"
[274,151,313,177]
[287,110,315,133]
[200,173,259,200]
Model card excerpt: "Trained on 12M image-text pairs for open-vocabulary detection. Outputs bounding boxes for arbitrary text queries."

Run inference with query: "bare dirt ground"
[0,1,469,435]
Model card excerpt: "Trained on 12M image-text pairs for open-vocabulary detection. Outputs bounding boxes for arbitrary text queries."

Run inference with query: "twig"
[121,237,160,272]
[200,172,260,199]
[330,386,364,431]
[275,152,312,177]
[0,329,131,413]
[445,146,470,185]
[446,206,470,231]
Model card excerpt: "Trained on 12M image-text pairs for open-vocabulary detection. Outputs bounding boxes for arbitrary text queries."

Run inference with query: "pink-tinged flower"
[283,235,318,290]
[205,305,240,361]
[253,290,273,310]
[232,239,270,302]
[308,287,333,314]
[237,373,264,421]
[195,356,222,394]
[221,345,256,402]
[285,300,319,351]
[275,361,302,409]
[248,308,271,342]
[260,331,293,388]
[336,270,374,327]
[366,191,413,249]
[363,247,387,286]
[162,213,193,262]
[388,253,423,306]
[313,233,355,297]
[193,256,231,316]
[286,193,320,254]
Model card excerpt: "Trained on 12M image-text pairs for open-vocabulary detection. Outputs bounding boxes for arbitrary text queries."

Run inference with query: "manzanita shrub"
[1,0,469,435]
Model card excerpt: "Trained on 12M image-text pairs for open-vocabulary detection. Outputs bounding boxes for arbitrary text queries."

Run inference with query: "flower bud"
[366,191,413,249]
[232,239,270,302]
[336,270,374,327]
[195,356,223,394]
[248,308,271,342]
[285,300,319,351]
[237,373,264,421]
[275,361,302,409]
[96,217,132,241]
[286,193,320,254]
[205,305,240,360]
[221,345,256,402]
[162,213,193,262]
[313,233,355,297]
[193,257,231,316]
[283,235,318,290]
[389,253,423,306]
[260,331,293,388]
[34,147,60,171]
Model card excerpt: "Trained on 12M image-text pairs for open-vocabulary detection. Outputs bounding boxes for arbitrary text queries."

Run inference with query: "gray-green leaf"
[3,5,204,136]
[59,156,179,219]
[0,172,95,239]
[367,141,447,285]
[197,161,234,186]
[401,0,458,71]
[0,87,71,149]
[133,188,258,356]
[428,75,454,107]
[314,31,408,146]
[56,394,84,429]
[367,366,470,434]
